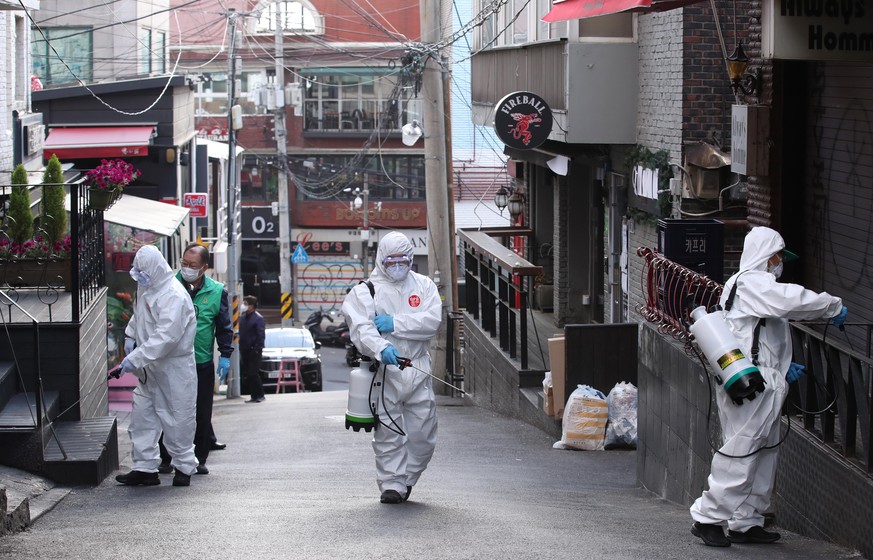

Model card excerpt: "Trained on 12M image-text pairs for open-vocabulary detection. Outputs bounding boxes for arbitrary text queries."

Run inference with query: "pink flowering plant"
[0,234,72,260]
[85,159,141,192]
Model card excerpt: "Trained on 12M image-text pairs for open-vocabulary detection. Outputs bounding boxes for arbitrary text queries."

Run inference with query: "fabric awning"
[65,193,189,237]
[104,194,189,237]
[542,0,703,21]
[44,126,155,160]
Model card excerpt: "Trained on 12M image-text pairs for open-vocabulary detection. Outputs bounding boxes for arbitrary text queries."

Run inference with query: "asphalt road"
[0,387,860,559]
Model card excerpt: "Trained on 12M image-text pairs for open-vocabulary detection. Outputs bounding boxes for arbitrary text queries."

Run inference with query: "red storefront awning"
[542,0,702,21]
[43,126,155,160]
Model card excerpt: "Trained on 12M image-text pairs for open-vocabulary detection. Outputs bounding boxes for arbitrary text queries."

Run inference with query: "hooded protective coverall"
[341,232,443,496]
[124,245,199,476]
[690,227,843,532]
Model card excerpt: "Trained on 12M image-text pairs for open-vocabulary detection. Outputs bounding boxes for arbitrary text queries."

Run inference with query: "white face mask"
[767,261,783,279]
[385,263,410,282]
[240,303,249,314]
[180,267,202,282]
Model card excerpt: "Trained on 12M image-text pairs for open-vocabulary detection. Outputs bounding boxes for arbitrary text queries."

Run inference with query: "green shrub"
[7,164,34,244]
[41,154,67,244]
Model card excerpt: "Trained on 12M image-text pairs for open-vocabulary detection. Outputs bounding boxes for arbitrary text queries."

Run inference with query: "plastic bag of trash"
[556,385,607,451]
[604,382,638,450]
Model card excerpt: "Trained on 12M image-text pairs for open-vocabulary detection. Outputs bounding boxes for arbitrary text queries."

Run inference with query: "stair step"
[0,392,60,432]
[0,362,16,412]
[43,417,119,486]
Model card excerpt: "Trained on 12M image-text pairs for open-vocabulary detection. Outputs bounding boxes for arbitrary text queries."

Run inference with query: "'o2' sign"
[242,207,278,240]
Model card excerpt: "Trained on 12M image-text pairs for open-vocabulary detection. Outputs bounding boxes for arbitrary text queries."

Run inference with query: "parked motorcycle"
[343,331,362,367]
[305,310,349,347]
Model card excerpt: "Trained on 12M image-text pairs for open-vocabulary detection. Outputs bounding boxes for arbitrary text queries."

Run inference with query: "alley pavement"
[0,391,864,559]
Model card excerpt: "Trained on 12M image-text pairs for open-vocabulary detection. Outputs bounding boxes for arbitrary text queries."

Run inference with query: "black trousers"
[243,349,264,400]
[160,361,216,465]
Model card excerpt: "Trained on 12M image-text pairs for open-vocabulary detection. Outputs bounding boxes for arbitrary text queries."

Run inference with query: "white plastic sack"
[558,385,607,451]
[604,381,638,449]
[543,371,552,392]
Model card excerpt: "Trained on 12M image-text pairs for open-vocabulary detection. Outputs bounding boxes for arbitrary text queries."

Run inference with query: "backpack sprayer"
[688,306,766,405]
[345,355,465,433]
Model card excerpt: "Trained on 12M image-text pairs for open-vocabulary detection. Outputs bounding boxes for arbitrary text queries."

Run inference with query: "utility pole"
[420,0,453,382]
[275,4,293,327]
[361,173,369,274]
[226,8,242,398]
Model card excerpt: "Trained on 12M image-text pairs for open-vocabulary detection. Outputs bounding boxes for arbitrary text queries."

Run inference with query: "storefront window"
[302,70,414,132]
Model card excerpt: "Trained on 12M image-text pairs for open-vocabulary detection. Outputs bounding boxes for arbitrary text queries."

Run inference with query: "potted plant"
[6,163,34,251]
[85,158,141,211]
[41,154,67,246]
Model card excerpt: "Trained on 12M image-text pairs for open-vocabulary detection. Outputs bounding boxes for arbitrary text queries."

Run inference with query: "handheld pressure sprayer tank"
[689,306,766,405]
[345,364,379,432]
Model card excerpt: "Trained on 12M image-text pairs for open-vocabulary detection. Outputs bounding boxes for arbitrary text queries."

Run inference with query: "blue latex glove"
[380,345,399,366]
[786,362,806,383]
[124,337,135,355]
[217,357,231,383]
[120,357,135,373]
[832,306,848,327]
[374,314,395,334]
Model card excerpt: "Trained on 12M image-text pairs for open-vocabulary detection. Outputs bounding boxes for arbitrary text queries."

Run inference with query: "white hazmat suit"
[691,227,842,532]
[342,232,442,498]
[124,245,199,476]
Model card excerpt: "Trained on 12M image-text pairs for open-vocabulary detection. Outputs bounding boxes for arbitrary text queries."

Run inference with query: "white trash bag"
[604,381,638,449]
[553,385,607,451]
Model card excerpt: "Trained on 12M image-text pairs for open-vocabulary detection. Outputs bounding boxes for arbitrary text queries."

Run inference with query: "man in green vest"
[157,243,234,475]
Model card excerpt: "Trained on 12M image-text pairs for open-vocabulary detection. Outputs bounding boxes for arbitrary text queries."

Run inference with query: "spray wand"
[393,356,467,396]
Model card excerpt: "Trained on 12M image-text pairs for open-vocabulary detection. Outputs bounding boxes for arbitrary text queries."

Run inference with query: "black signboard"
[494,91,553,150]
[242,206,278,240]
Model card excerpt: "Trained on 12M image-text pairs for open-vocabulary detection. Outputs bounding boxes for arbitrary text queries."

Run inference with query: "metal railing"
[460,228,541,370]
[790,322,873,473]
[0,181,105,323]
[638,247,873,474]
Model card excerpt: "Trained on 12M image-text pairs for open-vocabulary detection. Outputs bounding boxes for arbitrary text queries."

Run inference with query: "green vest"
[177,272,224,364]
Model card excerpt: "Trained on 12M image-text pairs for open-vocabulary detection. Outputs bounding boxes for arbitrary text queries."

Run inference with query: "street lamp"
[494,186,509,213]
[507,190,525,222]
[726,42,761,98]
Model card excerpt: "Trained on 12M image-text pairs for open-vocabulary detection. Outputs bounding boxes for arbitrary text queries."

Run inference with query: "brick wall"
[681,1,753,144]
[637,12,683,155]
[0,14,12,173]
[627,219,659,325]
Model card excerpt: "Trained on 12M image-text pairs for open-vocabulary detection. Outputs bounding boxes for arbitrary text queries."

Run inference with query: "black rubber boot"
[691,522,731,547]
[172,471,191,487]
[116,470,160,486]
[380,490,403,504]
[403,486,412,502]
[728,526,781,544]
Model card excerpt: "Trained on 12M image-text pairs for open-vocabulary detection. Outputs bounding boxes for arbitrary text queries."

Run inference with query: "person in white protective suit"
[115,245,200,487]
[690,226,847,547]
[341,231,443,504]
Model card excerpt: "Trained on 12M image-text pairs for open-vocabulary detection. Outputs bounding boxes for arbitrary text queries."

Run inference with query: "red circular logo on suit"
[408,295,421,307]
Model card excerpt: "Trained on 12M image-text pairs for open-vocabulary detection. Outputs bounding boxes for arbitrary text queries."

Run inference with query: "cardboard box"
[543,384,554,416]
[548,335,566,420]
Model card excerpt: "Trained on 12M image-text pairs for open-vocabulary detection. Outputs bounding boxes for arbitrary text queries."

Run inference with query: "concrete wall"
[637,321,873,558]
[464,311,561,440]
